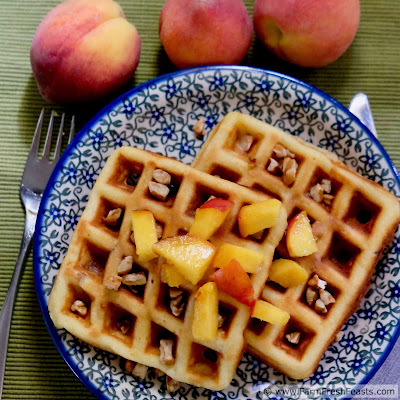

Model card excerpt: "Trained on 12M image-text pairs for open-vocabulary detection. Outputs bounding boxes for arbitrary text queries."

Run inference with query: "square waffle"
[48,146,287,390]
[193,111,400,379]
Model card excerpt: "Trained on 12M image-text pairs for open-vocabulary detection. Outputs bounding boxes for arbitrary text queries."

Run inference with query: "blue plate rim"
[33,64,400,400]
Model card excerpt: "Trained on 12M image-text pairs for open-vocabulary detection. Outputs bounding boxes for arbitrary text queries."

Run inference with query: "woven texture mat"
[0,0,399,398]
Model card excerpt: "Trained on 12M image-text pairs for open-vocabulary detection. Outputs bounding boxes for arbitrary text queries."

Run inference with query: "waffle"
[193,111,400,379]
[48,146,287,390]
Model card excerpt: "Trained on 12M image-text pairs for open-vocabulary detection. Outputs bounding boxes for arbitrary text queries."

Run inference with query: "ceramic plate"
[33,66,400,400]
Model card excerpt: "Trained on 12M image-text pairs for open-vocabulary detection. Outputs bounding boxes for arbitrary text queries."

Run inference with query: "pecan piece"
[193,118,206,137]
[124,359,135,373]
[236,134,254,152]
[159,339,175,365]
[286,331,301,344]
[282,157,298,185]
[315,298,328,314]
[170,295,184,317]
[153,169,171,185]
[306,287,318,306]
[323,194,334,206]
[320,179,332,193]
[132,363,148,379]
[71,300,87,316]
[122,272,147,286]
[319,289,335,305]
[118,255,133,275]
[308,274,327,290]
[310,183,324,202]
[148,181,170,201]
[273,144,287,158]
[104,208,122,227]
[267,158,279,173]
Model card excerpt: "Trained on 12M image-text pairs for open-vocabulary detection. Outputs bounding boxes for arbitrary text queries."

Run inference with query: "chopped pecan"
[282,157,298,185]
[170,295,184,317]
[166,376,180,392]
[118,256,133,275]
[286,331,301,344]
[159,339,175,365]
[267,158,279,173]
[308,274,327,290]
[132,363,148,379]
[193,118,206,137]
[124,359,135,373]
[116,318,130,335]
[169,288,184,316]
[104,208,122,227]
[310,183,324,202]
[153,169,171,185]
[273,144,287,158]
[104,275,122,290]
[320,179,332,193]
[319,289,335,305]
[122,272,147,286]
[286,149,296,159]
[306,287,318,306]
[71,300,87,316]
[323,194,334,206]
[236,134,254,152]
[148,181,170,201]
[315,298,328,314]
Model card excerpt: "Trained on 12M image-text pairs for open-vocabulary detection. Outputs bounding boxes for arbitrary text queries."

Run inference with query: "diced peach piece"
[153,235,215,285]
[160,263,189,287]
[192,282,219,341]
[252,300,290,326]
[269,259,308,287]
[131,210,158,262]
[286,211,318,257]
[188,198,234,240]
[213,243,265,273]
[238,199,282,237]
[210,259,255,307]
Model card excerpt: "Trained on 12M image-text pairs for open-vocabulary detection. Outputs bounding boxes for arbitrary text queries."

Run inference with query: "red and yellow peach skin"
[159,0,253,69]
[30,0,141,103]
[253,0,360,68]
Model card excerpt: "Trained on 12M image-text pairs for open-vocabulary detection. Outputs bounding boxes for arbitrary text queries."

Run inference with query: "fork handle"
[0,211,36,397]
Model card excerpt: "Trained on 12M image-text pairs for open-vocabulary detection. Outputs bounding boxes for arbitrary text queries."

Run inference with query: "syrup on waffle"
[193,111,400,379]
[48,146,288,390]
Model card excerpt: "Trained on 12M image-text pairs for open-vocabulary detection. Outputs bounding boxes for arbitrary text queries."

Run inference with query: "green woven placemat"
[0,0,399,398]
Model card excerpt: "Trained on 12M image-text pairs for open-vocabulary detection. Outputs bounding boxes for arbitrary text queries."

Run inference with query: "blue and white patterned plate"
[33,66,400,400]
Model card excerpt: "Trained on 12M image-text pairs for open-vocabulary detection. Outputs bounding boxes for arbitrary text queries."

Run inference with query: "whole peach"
[253,0,360,68]
[30,0,141,103]
[159,0,253,69]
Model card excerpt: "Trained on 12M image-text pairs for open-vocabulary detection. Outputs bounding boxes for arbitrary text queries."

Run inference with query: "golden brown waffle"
[48,146,287,390]
[193,111,400,379]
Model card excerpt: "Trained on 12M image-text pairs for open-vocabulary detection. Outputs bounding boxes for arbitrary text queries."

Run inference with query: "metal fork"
[0,110,75,397]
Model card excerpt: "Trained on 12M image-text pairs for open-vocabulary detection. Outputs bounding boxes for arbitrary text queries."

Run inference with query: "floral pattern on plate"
[34,66,400,400]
